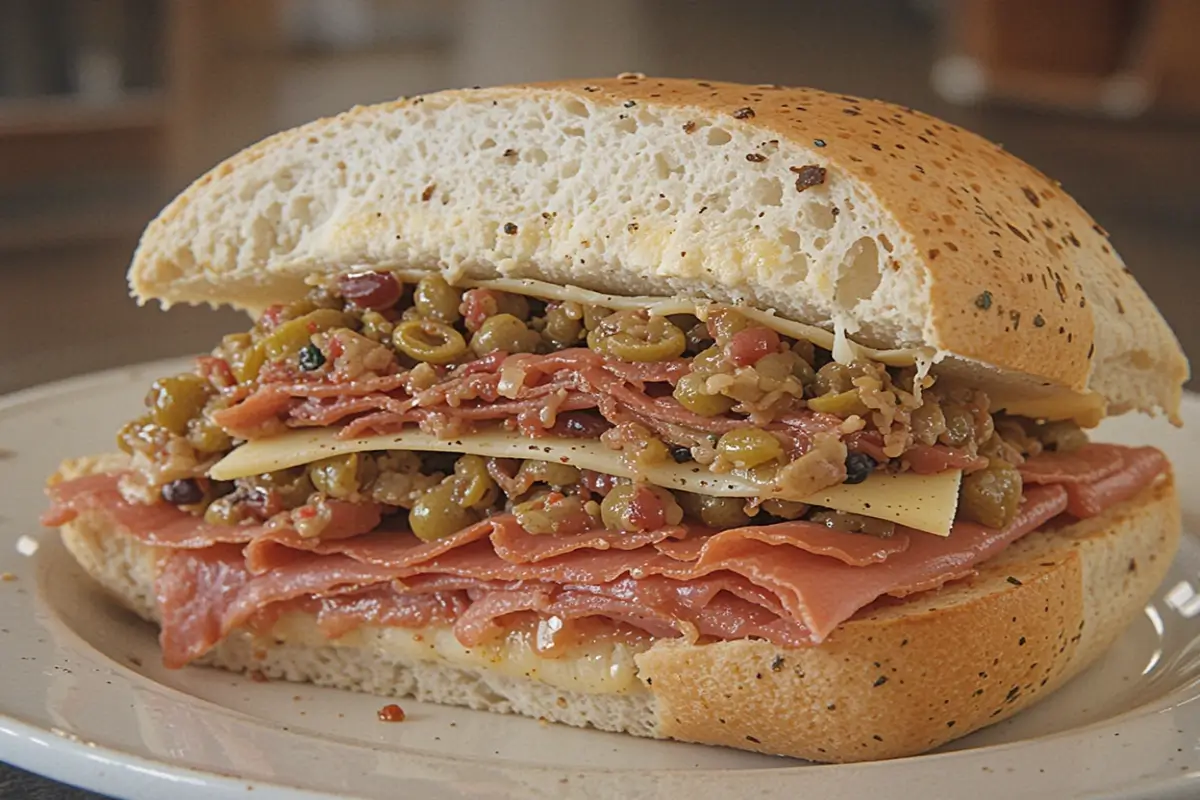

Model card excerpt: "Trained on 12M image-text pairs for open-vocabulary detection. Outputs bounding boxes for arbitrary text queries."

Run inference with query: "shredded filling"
[44,270,1169,670]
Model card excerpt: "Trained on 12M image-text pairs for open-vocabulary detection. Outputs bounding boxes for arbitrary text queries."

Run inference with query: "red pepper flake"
[503,222,518,235]
[732,107,755,119]
[682,121,696,134]
[250,670,268,683]
[745,153,766,163]
[377,703,406,722]
[421,184,436,202]
[789,164,826,192]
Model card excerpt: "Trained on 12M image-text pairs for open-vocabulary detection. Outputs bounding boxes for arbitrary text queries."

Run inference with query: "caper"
[806,389,870,417]
[145,374,212,436]
[673,373,736,416]
[959,459,1023,528]
[409,481,479,541]
[599,483,683,532]
[541,303,584,348]
[587,311,686,362]
[393,319,468,364]
[715,428,785,469]
[309,453,363,500]
[470,313,541,356]
[414,275,463,323]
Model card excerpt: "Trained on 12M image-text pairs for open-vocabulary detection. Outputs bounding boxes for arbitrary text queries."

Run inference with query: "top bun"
[129,76,1187,421]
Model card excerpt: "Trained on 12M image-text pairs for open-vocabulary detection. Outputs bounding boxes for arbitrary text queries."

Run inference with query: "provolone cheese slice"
[210,427,962,535]
[387,272,933,369]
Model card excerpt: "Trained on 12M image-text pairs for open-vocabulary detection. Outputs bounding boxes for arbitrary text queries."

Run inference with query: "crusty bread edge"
[57,463,1178,763]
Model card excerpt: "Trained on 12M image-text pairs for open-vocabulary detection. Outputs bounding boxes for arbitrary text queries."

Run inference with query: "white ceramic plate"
[3,359,1200,800]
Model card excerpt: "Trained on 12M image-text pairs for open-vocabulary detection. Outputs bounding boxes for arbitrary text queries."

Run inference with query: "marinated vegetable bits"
[110,271,1095,539]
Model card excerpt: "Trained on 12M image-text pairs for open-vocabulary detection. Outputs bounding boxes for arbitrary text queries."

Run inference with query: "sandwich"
[41,76,1186,762]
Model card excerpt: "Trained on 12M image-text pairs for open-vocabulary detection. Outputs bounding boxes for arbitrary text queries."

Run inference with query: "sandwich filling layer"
[43,272,1169,675]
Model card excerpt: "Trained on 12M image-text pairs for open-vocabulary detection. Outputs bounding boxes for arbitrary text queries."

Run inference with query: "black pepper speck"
[975,291,993,310]
[503,222,518,235]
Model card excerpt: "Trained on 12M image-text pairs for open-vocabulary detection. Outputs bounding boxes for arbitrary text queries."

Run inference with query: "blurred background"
[1,0,1199,398]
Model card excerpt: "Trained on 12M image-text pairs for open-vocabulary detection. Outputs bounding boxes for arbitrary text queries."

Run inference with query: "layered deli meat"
[43,272,1169,667]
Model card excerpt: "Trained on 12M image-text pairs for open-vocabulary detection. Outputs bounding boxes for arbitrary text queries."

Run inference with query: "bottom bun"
[59,465,1178,762]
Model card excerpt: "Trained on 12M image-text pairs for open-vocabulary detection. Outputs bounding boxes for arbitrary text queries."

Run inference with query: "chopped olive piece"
[959,459,1023,528]
[715,428,784,470]
[298,343,326,371]
[843,452,878,484]
[161,478,205,506]
[670,446,693,463]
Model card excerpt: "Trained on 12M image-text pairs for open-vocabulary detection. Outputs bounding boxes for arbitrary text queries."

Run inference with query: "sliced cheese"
[210,427,962,535]
[388,271,933,369]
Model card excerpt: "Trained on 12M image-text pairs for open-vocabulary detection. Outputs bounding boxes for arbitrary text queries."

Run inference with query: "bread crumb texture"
[128,77,1185,419]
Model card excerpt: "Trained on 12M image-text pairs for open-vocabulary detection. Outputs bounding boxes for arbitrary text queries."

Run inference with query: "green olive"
[187,417,233,454]
[409,481,480,541]
[715,428,785,469]
[494,291,531,321]
[452,454,499,509]
[599,483,683,532]
[691,345,725,373]
[761,498,809,519]
[581,305,612,331]
[470,313,540,356]
[145,374,212,436]
[517,460,581,488]
[262,309,352,361]
[587,312,686,362]
[755,350,814,386]
[910,402,947,446]
[309,453,363,500]
[813,361,868,396]
[414,275,462,323]
[694,495,751,528]
[116,415,165,455]
[940,405,976,448]
[706,307,750,343]
[806,389,870,417]
[808,510,897,537]
[359,310,395,343]
[959,459,1023,528]
[541,304,584,348]
[392,319,468,364]
[673,373,736,416]
[204,495,255,526]
[1037,420,1088,453]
